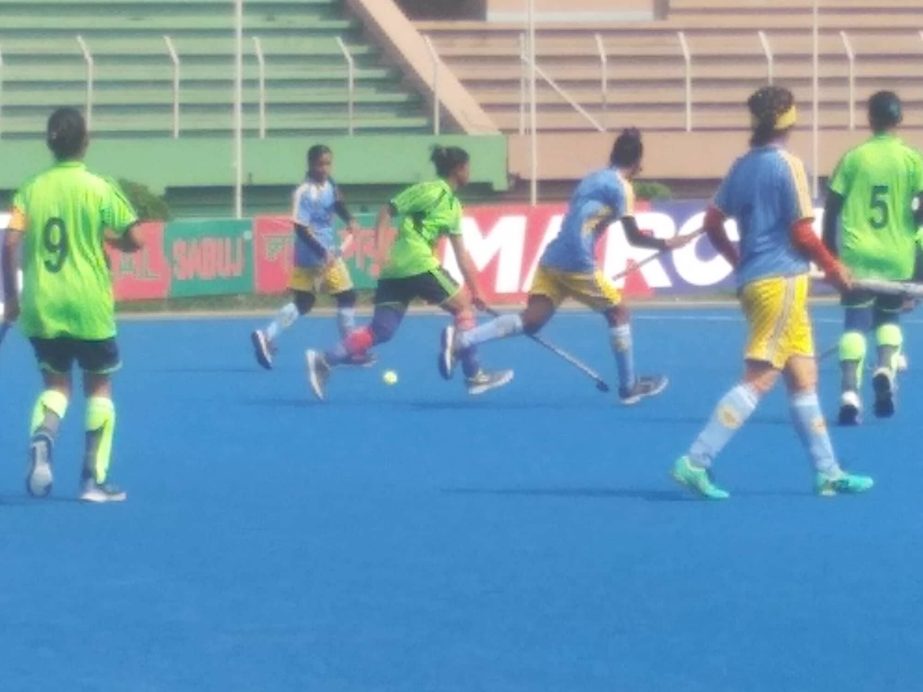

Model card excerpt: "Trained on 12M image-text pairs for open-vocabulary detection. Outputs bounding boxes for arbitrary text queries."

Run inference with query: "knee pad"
[876,323,903,349]
[839,331,867,362]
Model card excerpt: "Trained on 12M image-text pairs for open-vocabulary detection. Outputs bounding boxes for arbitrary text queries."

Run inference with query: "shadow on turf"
[0,495,84,506]
[444,487,695,502]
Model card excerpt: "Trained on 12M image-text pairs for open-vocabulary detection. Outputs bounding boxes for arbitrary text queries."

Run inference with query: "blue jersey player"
[251,144,371,369]
[671,86,873,499]
[440,128,690,404]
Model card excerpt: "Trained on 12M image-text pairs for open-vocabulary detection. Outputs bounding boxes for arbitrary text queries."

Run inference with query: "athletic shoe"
[815,468,874,497]
[439,325,456,380]
[26,433,54,498]
[251,329,274,370]
[344,351,378,368]
[466,368,514,395]
[872,367,896,418]
[79,478,127,503]
[838,390,862,426]
[671,455,730,500]
[619,375,669,405]
[306,350,331,401]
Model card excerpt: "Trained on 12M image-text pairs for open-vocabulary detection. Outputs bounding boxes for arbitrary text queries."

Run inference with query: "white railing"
[677,31,692,132]
[76,35,94,131]
[423,35,441,135]
[164,35,180,138]
[758,31,774,85]
[335,37,355,135]
[0,44,4,139]
[840,31,856,130]
[595,33,608,127]
[520,54,605,132]
[252,36,267,139]
[519,33,527,135]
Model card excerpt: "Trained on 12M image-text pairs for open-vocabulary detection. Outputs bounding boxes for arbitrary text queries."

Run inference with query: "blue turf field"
[2,306,922,691]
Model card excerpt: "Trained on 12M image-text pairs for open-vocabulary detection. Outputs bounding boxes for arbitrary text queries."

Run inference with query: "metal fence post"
[252,36,267,138]
[677,31,692,131]
[423,35,440,135]
[336,37,355,135]
[76,36,94,130]
[595,33,607,129]
[758,31,773,85]
[840,30,856,130]
[164,36,180,138]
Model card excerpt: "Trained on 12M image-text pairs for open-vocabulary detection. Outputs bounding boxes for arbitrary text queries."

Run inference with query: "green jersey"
[380,178,462,279]
[829,133,923,280]
[9,161,138,340]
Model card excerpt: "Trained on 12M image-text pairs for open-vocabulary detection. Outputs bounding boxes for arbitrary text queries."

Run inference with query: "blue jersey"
[292,177,340,267]
[541,168,634,272]
[714,145,814,287]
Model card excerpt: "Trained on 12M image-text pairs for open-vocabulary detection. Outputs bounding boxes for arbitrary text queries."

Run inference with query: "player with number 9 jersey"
[10,157,137,341]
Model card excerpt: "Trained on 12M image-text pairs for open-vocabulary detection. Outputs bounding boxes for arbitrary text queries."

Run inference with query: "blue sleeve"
[713,166,735,217]
[605,176,628,217]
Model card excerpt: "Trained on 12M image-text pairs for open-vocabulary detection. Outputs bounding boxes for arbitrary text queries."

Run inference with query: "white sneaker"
[466,369,514,395]
[306,350,331,401]
[26,433,54,498]
[79,478,127,503]
[438,325,456,380]
[837,390,862,426]
[251,329,274,370]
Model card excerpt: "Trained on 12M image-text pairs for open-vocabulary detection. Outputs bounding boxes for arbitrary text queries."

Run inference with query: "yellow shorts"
[289,259,354,295]
[529,267,622,311]
[740,275,814,369]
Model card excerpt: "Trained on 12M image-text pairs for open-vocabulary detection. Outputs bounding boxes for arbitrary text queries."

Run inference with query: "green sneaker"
[815,468,874,497]
[672,455,730,500]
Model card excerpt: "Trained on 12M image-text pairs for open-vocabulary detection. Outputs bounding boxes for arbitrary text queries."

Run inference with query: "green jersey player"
[2,107,143,502]
[823,91,923,424]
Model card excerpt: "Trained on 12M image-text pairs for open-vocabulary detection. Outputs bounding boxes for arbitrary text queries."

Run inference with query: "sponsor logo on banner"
[109,222,171,301]
[165,219,253,298]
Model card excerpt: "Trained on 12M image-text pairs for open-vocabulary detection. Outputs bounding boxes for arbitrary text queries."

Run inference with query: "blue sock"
[609,324,635,391]
[689,383,760,468]
[789,391,838,474]
[459,347,480,378]
[457,314,523,350]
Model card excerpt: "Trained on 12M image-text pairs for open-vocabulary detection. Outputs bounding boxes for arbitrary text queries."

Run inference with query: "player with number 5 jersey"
[823,91,923,424]
[2,107,143,503]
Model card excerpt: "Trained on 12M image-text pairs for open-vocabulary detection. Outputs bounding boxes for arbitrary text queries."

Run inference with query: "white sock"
[457,313,524,350]
[337,306,356,338]
[265,302,299,341]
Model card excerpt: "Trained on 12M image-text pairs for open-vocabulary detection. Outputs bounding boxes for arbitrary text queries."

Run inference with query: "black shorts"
[841,289,904,314]
[374,268,461,307]
[30,337,121,375]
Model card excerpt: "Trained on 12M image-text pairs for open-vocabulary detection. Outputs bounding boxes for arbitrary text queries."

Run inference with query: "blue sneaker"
[815,468,874,497]
[672,455,730,500]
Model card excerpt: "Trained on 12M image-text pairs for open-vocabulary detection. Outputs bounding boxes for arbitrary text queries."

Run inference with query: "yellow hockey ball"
[382,370,399,385]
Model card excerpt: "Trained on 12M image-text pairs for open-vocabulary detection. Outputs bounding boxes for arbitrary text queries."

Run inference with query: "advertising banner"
[164,219,253,298]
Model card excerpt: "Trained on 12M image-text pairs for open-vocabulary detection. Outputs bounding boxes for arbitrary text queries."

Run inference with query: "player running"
[672,86,873,500]
[305,146,512,399]
[1,107,143,503]
[822,91,923,424]
[251,144,370,369]
[439,128,685,404]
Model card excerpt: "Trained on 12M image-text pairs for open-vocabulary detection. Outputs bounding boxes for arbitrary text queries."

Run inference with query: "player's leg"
[444,268,560,377]
[305,278,409,400]
[785,357,873,496]
[870,296,904,418]
[598,302,667,404]
[251,265,317,369]
[783,278,871,495]
[26,338,73,498]
[837,291,872,425]
[76,338,126,502]
[674,276,799,499]
[424,268,512,393]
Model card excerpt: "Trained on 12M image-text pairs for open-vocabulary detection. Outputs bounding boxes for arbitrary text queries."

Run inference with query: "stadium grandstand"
[0,0,920,211]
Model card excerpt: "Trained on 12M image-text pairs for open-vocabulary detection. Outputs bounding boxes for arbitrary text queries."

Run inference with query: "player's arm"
[447,233,485,309]
[621,215,691,252]
[105,222,144,253]
[702,205,739,267]
[791,218,850,291]
[333,186,359,232]
[2,209,25,321]
[822,191,844,256]
[294,222,335,265]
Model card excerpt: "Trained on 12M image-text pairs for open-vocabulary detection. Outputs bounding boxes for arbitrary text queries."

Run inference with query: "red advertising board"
[110,222,171,301]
